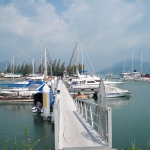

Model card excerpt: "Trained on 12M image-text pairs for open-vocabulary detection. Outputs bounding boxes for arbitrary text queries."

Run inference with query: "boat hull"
[106,92,130,98]
[0,96,33,102]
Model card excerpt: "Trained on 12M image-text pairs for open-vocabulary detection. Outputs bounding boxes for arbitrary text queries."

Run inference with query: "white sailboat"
[4,56,22,78]
[120,50,141,80]
[26,58,44,81]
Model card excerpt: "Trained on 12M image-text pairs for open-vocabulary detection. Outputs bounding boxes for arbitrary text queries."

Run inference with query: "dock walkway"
[56,80,115,150]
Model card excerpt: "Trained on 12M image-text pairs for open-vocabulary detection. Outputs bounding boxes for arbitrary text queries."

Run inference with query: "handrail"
[75,98,112,148]
[54,98,60,150]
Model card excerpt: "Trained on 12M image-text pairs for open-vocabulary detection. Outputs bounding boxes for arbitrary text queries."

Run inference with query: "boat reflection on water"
[107,97,130,108]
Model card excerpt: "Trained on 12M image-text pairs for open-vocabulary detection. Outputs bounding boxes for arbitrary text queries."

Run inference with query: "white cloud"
[0,0,150,71]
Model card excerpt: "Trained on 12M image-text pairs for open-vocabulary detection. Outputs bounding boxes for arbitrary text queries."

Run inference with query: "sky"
[0,0,150,72]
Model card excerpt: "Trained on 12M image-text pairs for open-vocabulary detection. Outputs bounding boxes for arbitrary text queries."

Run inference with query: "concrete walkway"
[56,80,114,150]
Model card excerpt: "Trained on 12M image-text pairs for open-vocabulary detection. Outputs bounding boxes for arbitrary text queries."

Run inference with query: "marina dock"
[54,80,116,150]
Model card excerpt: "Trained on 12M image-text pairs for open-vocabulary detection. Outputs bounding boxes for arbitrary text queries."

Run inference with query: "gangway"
[54,80,116,150]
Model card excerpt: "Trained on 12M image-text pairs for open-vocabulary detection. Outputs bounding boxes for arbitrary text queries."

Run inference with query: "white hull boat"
[0,81,45,97]
[134,77,150,82]
[4,73,22,78]
[105,85,130,98]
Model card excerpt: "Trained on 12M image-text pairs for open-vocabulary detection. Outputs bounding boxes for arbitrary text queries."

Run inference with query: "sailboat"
[26,58,44,81]
[4,56,22,78]
[120,51,141,80]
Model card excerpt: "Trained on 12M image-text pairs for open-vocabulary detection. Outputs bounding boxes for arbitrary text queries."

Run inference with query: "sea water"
[0,79,150,150]
[0,80,54,150]
[84,79,150,149]
[0,102,54,150]
[107,80,150,149]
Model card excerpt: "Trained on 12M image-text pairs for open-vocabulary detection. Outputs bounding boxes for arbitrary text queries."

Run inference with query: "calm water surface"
[108,80,150,150]
[0,80,150,150]
[0,81,54,150]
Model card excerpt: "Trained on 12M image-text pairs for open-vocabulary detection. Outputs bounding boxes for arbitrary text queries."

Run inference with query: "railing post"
[81,101,84,117]
[73,99,112,147]
[54,99,59,150]
[107,107,112,148]
[90,105,94,128]
[84,103,88,122]
[77,100,80,113]
[75,99,78,111]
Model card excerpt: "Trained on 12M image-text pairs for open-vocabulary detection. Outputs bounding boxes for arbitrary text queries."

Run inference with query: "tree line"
[5,59,66,76]
[67,63,84,75]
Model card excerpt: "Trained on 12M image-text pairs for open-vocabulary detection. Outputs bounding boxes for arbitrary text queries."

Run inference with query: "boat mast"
[141,50,142,74]
[32,58,34,74]
[132,50,133,72]
[44,46,47,77]
[76,41,79,74]
[6,62,7,73]
[40,40,43,74]
[50,55,52,76]
[78,40,79,72]
[81,42,83,75]
[13,55,14,82]
[124,54,125,72]
[11,58,12,73]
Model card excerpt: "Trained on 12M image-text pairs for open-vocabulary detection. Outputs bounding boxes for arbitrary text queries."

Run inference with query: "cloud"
[0,0,150,72]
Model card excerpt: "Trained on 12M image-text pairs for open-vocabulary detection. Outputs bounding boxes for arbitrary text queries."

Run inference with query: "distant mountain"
[0,61,10,72]
[99,59,150,75]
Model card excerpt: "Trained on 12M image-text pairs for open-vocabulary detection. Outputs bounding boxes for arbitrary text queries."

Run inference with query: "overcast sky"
[0,0,150,71]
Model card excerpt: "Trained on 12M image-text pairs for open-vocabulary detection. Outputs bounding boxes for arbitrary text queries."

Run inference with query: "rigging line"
[68,42,78,71]
[134,51,141,72]
[71,45,79,68]
[45,47,55,75]
[72,53,78,67]
[82,44,96,74]
[46,48,53,65]
[68,47,77,69]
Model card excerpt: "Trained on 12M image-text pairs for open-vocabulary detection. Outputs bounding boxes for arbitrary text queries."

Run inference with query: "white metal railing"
[75,99,112,148]
[54,98,60,150]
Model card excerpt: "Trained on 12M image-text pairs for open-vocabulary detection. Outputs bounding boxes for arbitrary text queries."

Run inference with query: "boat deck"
[56,80,115,150]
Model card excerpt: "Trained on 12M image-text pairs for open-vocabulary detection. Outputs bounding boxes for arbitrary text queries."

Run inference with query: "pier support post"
[42,84,50,119]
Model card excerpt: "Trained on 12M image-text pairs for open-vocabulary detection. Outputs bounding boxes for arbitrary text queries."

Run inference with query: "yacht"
[105,85,130,98]
[26,74,44,80]
[0,81,45,97]
[4,73,22,78]
[69,77,124,90]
